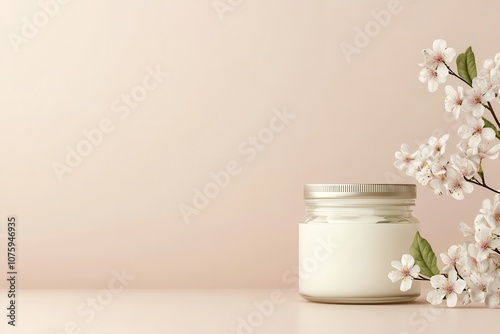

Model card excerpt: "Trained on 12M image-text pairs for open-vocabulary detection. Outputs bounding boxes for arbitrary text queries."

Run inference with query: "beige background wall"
[1,0,499,288]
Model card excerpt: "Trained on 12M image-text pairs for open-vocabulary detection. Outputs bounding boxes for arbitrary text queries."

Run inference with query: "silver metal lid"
[304,184,416,199]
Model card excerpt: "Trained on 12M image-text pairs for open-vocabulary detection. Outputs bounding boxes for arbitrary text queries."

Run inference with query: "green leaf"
[409,232,440,277]
[478,162,484,183]
[483,117,500,140]
[465,47,478,81]
[456,47,477,86]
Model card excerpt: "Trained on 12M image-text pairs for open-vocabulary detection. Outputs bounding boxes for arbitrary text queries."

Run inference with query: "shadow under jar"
[299,184,421,304]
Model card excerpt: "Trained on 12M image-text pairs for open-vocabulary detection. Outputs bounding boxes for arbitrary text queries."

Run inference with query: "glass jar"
[299,184,420,304]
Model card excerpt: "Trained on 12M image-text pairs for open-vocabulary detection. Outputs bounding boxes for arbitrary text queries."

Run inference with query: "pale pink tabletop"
[0,288,494,334]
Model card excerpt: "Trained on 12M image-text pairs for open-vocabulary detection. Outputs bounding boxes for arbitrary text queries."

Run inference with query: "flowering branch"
[464,177,500,195]
[486,102,500,129]
[445,63,472,88]
[445,54,500,129]
[390,39,500,308]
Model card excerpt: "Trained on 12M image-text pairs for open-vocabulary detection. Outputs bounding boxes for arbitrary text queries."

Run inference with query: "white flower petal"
[472,77,487,91]
[470,290,486,303]
[462,182,474,194]
[472,105,485,117]
[454,279,466,293]
[483,90,495,102]
[428,79,439,92]
[463,292,471,305]
[451,189,464,200]
[391,260,403,271]
[489,278,500,292]
[448,270,458,282]
[394,160,406,170]
[443,48,456,63]
[483,144,500,159]
[445,85,455,96]
[418,68,429,83]
[430,275,447,288]
[409,265,420,278]
[469,134,482,147]
[402,254,414,268]
[436,65,448,78]
[483,127,496,141]
[427,289,445,305]
[433,39,447,52]
[485,293,500,308]
[446,292,458,307]
[400,276,413,292]
[459,222,474,237]
[440,252,450,264]
[388,271,402,283]
[458,125,473,139]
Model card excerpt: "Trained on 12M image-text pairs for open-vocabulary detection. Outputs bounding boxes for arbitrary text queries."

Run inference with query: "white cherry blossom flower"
[490,67,500,93]
[455,142,480,171]
[463,246,492,274]
[388,254,420,291]
[429,175,448,195]
[419,67,447,92]
[459,222,474,237]
[478,55,500,99]
[440,245,466,273]
[479,53,500,80]
[456,141,500,178]
[430,156,448,175]
[394,143,418,172]
[429,157,449,195]
[427,270,466,307]
[415,164,433,186]
[421,134,450,159]
[449,153,477,178]
[459,142,500,167]
[476,212,500,237]
[445,167,474,200]
[478,143,500,161]
[462,77,495,117]
[482,53,500,71]
[421,39,456,73]
[481,72,500,98]
[469,225,500,262]
[479,194,500,234]
[485,277,500,308]
[444,86,465,119]
[475,214,491,229]
[466,272,494,302]
[458,115,496,147]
